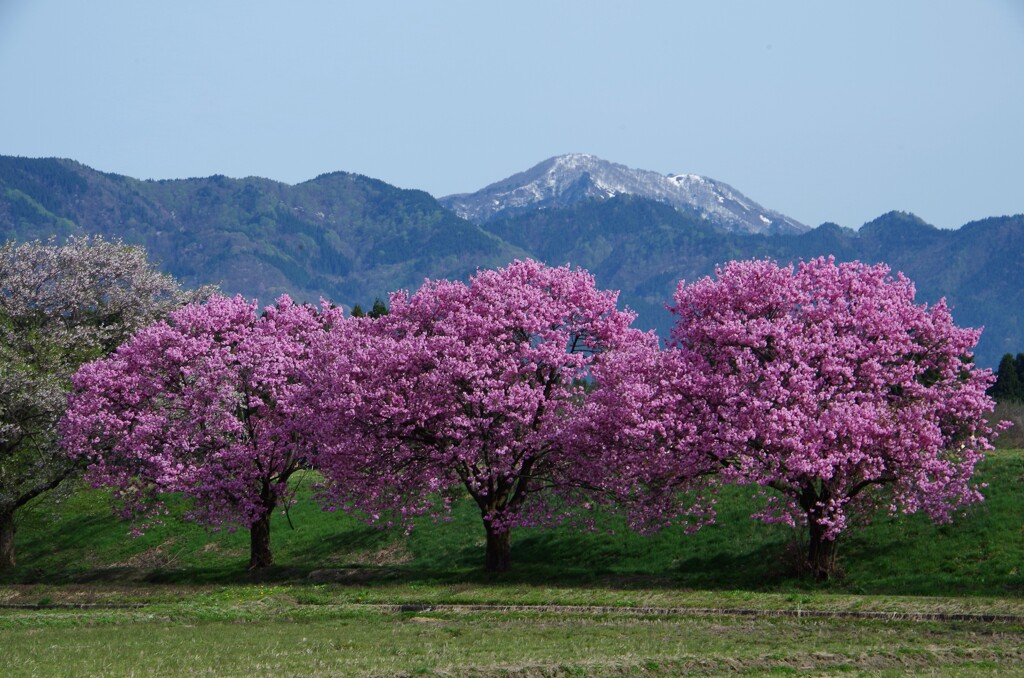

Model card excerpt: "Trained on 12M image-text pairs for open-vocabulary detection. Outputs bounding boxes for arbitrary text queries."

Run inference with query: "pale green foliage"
[0,236,209,536]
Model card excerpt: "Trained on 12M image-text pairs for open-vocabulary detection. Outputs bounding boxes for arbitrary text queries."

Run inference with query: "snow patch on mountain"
[440,154,807,236]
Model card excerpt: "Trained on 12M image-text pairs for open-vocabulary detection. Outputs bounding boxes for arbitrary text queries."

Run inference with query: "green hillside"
[4,450,1021,597]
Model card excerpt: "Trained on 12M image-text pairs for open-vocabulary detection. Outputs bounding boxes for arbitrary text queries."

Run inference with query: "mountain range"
[1,154,1020,367]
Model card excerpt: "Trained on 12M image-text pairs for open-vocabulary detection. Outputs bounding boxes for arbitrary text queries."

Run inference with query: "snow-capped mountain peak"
[439,154,806,236]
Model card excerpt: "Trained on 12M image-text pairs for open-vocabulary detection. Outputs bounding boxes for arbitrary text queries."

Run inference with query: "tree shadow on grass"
[281,524,394,564]
[9,493,1017,596]
[6,513,146,583]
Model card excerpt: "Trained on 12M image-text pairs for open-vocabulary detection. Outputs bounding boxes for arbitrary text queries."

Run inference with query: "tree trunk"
[248,511,273,570]
[484,523,512,573]
[807,519,838,581]
[0,510,15,571]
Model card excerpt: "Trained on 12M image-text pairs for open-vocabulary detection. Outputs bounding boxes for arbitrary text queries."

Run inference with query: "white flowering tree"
[0,236,208,570]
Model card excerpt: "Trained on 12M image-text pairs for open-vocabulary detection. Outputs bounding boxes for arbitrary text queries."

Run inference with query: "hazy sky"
[2,1,1023,229]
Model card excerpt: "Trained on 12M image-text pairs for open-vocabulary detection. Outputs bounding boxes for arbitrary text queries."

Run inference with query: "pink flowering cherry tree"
[308,260,645,572]
[671,257,998,579]
[570,337,728,534]
[62,294,331,569]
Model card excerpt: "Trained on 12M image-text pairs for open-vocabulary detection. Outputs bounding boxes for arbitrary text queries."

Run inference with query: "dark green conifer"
[992,353,1023,401]
[369,298,389,318]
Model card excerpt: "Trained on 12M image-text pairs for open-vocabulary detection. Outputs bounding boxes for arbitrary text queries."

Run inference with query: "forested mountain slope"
[2,156,1019,366]
[0,156,522,306]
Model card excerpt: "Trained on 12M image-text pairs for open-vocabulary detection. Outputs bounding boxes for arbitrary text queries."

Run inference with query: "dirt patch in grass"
[359,602,1024,623]
[110,539,179,568]
[0,583,216,606]
[199,542,246,557]
[324,539,413,566]
[306,567,399,583]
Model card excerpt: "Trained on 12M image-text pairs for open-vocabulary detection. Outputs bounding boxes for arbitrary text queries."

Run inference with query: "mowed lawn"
[1,447,1021,676]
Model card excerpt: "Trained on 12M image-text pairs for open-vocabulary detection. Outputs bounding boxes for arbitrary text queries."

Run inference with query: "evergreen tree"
[991,353,1023,401]
[369,298,389,318]
[350,303,365,318]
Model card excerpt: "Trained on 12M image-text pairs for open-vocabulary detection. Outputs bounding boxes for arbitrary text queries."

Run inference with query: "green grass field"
[2,595,1022,676]
[1,449,1021,676]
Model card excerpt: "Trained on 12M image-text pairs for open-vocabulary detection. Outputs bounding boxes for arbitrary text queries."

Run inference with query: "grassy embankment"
[1,443,1021,676]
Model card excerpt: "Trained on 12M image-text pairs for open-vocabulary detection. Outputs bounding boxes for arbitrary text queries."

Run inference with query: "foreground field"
[1,450,1021,675]
[2,584,1023,677]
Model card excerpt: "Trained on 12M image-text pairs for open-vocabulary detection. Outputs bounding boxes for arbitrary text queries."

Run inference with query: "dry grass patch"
[323,539,414,566]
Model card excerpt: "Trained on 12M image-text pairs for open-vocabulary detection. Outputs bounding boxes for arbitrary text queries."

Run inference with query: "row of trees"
[0,239,1000,579]
[57,257,1000,579]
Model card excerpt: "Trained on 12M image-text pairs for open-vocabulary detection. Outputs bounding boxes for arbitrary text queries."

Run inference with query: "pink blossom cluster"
[61,294,333,535]
[570,337,727,534]
[306,260,647,540]
[61,257,1000,571]
[667,257,997,541]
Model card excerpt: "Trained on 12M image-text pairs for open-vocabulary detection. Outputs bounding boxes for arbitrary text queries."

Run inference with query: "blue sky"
[1,1,1022,230]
